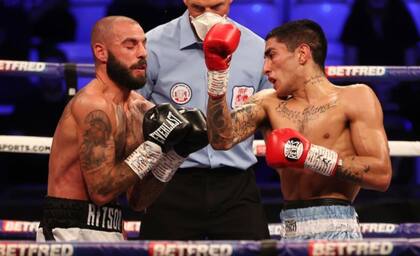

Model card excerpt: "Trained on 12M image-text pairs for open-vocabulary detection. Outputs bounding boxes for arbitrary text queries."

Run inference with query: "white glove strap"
[124,141,162,179]
[152,150,185,183]
[304,144,338,176]
[207,69,229,99]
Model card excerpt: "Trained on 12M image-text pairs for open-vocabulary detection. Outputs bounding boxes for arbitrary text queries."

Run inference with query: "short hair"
[91,16,138,48]
[265,19,328,70]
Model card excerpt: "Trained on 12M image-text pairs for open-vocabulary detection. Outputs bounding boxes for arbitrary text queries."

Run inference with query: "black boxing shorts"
[36,196,124,242]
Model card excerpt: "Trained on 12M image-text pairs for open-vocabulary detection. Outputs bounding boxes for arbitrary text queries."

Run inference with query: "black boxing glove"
[150,108,208,183]
[143,103,191,152]
[174,108,208,157]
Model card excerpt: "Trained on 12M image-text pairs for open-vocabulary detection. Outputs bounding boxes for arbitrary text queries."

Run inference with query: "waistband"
[40,196,123,233]
[283,198,351,210]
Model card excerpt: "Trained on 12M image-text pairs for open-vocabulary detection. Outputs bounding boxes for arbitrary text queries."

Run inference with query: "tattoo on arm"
[80,110,112,170]
[207,99,234,144]
[336,156,370,184]
[208,98,262,146]
[80,110,135,198]
[231,101,261,143]
[128,175,165,211]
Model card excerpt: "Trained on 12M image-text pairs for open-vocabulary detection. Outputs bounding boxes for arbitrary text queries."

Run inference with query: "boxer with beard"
[36,16,207,242]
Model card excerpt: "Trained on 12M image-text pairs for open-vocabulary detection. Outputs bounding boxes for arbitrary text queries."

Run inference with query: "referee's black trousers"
[139,166,270,240]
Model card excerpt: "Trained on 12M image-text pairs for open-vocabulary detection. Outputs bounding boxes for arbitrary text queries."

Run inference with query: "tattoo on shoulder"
[80,110,112,170]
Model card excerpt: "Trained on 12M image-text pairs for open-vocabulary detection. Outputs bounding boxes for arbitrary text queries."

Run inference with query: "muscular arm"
[124,93,167,211]
[207,93,266,150]
[337,85,392,191]
[75,95,139,206]
[127,174,165,211]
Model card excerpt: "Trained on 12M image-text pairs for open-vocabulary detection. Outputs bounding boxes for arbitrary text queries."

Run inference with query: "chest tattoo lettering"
[275,99,337,132]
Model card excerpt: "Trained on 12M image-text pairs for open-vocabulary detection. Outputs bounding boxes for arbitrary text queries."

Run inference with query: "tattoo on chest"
[80,110,112,170]
[275,99,337,132]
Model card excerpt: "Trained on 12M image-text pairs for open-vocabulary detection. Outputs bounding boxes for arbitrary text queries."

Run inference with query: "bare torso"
[260,85,361,202]
[47,80,151,201]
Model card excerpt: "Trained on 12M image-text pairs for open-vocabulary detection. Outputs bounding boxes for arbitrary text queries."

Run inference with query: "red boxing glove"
[203,23,241,99]
[266,128,340,176]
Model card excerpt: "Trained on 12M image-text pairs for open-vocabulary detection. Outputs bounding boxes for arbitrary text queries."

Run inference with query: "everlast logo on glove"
[149,112,183,145]
[284,138,303,161]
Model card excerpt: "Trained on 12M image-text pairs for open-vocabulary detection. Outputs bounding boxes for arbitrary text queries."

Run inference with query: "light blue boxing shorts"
[280,198,362,240]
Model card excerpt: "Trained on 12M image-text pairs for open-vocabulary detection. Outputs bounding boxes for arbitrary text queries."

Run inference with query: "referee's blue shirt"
[140,11,271,170]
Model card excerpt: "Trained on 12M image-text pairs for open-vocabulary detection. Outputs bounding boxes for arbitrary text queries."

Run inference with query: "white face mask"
[190,12,227,41]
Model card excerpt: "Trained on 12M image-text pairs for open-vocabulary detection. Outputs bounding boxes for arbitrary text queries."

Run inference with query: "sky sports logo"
[0,144,51,154]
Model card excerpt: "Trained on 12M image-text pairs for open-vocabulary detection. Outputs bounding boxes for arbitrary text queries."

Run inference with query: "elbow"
[128,200,146,212]
[90,193,112,207]
[209,133,235,150]
[371,166,392,192]
[211,143,232,151]
[377,172,392,192]
[88,187,116,206]
[210,141,234,151]
[372,179,390,192]
[127,194,146,212]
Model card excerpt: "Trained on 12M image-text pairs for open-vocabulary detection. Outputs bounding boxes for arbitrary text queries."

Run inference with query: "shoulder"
[251,88,278,104]
[71,83,110,122]
[338,83,377,102]
[337,83,381,116]
[129,91,154,112]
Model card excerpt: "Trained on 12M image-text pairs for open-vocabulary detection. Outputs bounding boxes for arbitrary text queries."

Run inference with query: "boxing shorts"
[280,198,362,240]
[36,196,124,242]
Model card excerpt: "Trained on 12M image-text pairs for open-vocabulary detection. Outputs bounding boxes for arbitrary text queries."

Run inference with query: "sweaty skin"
[207,37,391,202]
[47,16,164,210]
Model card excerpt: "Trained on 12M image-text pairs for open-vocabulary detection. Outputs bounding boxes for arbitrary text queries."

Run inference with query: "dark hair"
[265,19,327,70]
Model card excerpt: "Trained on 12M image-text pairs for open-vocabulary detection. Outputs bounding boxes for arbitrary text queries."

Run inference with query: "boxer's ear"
[94,43,107,63]
[297,43,311,65]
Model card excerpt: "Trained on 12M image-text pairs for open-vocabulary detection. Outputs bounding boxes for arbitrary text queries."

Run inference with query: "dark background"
[0,0,420,223]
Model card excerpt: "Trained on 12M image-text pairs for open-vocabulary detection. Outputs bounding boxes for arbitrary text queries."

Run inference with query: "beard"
[106,51,147,90]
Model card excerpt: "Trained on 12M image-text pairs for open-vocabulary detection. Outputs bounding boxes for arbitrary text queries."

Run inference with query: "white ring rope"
[0,136,52,154]
[252,140,420,157]
[0,135,418,156]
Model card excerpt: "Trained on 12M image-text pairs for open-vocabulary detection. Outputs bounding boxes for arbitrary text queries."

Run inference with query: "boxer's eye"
[122,39,138,50]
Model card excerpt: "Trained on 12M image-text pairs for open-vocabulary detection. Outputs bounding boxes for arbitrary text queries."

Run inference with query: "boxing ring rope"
[2,59,420,81]
[0,239,417,256]
[2,59,420,255]
[0,135,419,157]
